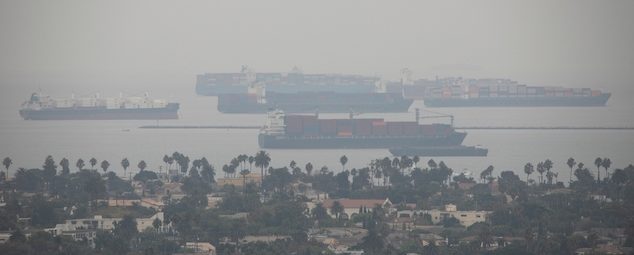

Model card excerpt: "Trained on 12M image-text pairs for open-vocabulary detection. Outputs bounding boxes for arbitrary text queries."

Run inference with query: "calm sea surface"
[1,84,633,182]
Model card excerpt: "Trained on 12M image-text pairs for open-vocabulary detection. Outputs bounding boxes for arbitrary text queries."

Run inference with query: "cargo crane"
[415,108,454,127]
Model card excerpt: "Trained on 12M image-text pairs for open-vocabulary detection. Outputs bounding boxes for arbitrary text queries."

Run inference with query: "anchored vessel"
[258,110,466,149]
[196,66,379,96]
[19,93,179,120]
[408,77,610,107]
[218,91,413,114]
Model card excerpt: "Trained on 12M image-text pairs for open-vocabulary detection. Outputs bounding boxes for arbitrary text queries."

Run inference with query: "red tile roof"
[321,198,389,209]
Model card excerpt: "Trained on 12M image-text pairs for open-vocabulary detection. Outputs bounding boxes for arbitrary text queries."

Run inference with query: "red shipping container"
[354,119,373,136]
[402,122,420,136]
[372,124,387,135]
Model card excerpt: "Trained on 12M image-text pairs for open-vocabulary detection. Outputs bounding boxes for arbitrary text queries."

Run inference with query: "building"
[318,198,393,219]
[216,173,262,187]
[181,242,217,255]
[419,204,490,227]
[45,212,169,245]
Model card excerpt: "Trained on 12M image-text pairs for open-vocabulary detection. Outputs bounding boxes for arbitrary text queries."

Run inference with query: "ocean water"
[1,83,633,182]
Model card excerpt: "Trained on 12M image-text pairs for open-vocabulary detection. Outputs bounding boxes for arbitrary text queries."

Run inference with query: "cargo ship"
[20,93,179,120]
[403,77,611,107]
[258,110,466,149]
[389,146,488,157]
[218,90,413,114]
[196,66,379,96]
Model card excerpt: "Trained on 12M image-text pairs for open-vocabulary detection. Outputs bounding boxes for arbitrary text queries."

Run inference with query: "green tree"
[76,158,85,171]
[567,157,576,184]
[100,160,110,174]
[311,203,329,221]
[602,157,612,180]
[524,163,534,183]
[3,157,12,181]
[138,160,147,172]
[594,157,603,183]
[340,155,348,171]
[59,158,70,176]
[254,150,271,180]
[89,157,97,170]
[331,200,344,221]
[121,158,130,179]
[536,162,545,184]
[305,162,313,176]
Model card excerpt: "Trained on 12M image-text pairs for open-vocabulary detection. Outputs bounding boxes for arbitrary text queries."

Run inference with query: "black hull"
[258,132,466,149]
[423,94,610,107]
[389,146,488,157]
[20,103,179,120]
[219,101,413,113]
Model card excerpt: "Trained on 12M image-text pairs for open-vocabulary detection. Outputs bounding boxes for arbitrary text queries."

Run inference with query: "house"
[419,204,490,227]
[319,198,392,219]
[181,242,217,255]
[216,173,262,187]
[239,235,291,244]
[45,212,169,245]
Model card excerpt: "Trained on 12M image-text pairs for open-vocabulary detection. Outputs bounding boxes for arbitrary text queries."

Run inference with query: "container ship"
[218,89,413,114]
[403,77,611,107]
[196,66,379,96]
[258,110,466,149]
[19,93,179,120]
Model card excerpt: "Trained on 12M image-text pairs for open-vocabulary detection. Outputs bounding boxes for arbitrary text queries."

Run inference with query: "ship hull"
[218,92,413,113]
[258,132,466,149]
[423,94,611,107]
[389,146,488,157]
[20,103,180,120]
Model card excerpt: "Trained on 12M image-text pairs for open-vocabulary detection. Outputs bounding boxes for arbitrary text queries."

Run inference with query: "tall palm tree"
[76,158,85,171]
[524,163,534,183]
[121,158,130,178]
[340,155,348,172]
[248,156,255,171]
[305,162,313,176]
[594,157,603,183]
[138,160,147,172]
[480,165,494,183]
[254,150,271,180]
[566,157,576,184]
[240,169,250,193]
[60,158,70,176]
[412,156,420,168]
[163,155,169,172]
[222,164,229,178]
[3,157,12,181]
[89,158,97,170]
[601,158,612,180]
[100,160,110,174]
[331,200,344,221]
[536,162,545,184]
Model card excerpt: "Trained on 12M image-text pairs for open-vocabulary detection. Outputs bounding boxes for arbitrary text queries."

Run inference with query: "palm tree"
[248,156,255,171]
[100,160,110,174]
[254,150,271,180]
[289,160,297,171]
[60,158,70,176]
[536,162,545,184]
[240,169,250,193]
[412,156,420,168]
[138,160,147,172]
[524,163,534,183]
[89,158,97,170]
[121,158,130,178]
[594,157,603,183]
[566,157,576,184]
[340,155,348,172]
[163,155,169,172]
[544,159,553,174]
[2,157,12,181]
[480,165,494,183]
[428,159,437,170]
[601,158,612,180]
[305,162,313,176]
[222,164,229,178]
[76,158,85,171]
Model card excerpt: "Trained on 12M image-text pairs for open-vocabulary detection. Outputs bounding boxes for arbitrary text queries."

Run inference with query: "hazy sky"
[1,0,633,92]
